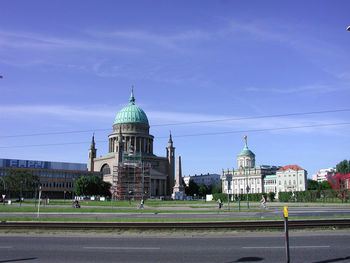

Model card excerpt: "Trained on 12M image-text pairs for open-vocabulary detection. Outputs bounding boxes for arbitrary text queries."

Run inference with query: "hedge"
[278,190,350,202]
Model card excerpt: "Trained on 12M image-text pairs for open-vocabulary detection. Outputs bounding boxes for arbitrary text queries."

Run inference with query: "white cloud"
[0,104,115,120]
[0,104,349,140]
[245,84,349,94]
[0,29,140,53]
[86,29,211,50]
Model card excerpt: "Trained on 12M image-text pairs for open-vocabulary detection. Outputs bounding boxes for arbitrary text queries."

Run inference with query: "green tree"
[87,175,102,196]
[336,160,350,174]
[101,181,112,197]
[319,180,332,190]
[4,170,39,197]
[307,179,319,190]
[268,192,275,202]
[75,176,111,197]
[212,183,222,194]
[74,177,89,196]
[185,180,199,196]
[198,183,208,197]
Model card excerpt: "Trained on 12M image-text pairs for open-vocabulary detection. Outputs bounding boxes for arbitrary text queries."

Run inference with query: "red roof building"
[278,165,303,172]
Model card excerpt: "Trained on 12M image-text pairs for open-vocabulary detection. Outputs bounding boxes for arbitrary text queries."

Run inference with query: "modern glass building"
[0,158,102,199]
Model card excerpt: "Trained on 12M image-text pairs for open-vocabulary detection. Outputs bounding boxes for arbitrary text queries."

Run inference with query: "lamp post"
[246,167,250,209]
[72,177,76,200]
[20,180,23,206]
[37,186,42,218]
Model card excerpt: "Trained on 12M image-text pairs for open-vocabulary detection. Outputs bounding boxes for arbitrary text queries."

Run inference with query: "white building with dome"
[222,136,281,195]
[87,90,175,199]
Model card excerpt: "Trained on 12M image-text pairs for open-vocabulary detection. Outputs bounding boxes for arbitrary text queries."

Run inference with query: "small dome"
[114,90,149,125]
[238,145,255,156]
[238,136,255,156]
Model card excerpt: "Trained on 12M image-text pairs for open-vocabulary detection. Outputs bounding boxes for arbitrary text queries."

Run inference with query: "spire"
[129,86,135,105]
[168,131,173,144]
[244,135,247,147]
[90,133,96,149]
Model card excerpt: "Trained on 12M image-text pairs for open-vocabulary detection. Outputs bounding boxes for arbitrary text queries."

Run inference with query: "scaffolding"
[112,153,151,201]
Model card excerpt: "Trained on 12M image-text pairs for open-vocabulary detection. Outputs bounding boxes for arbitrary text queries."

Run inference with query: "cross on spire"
[129,86,135,104]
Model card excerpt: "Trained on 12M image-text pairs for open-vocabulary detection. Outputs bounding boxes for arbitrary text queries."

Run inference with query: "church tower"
[166,132,175,194]
[88,134,96,171]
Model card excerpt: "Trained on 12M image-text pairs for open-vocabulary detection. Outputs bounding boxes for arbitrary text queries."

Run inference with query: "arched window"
[101,164,111,175]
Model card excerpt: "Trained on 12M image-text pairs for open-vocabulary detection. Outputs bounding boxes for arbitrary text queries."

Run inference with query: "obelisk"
[172,156,184,200]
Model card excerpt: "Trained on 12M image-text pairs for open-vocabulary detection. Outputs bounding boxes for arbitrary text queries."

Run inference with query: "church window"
[101,164,111,175]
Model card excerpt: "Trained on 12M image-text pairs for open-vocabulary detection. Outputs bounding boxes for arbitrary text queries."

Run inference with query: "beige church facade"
[87,90,175,199]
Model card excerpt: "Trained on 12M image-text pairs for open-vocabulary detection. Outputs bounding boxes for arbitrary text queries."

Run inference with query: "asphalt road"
[2,206,350,219]
[0,231,349,263]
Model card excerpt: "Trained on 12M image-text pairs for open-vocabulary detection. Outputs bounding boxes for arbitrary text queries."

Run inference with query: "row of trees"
[184,181,222,197]
[307,179,332,191]
[0,170,39,198]
[0,170,111,199]
[74,175,111,197]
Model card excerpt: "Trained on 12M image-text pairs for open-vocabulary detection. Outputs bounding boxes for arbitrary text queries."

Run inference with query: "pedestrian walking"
[260,195,266,208]
[217,198,222,209]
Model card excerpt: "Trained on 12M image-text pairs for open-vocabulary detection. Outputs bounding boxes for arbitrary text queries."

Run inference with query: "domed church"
[88,90,175,200]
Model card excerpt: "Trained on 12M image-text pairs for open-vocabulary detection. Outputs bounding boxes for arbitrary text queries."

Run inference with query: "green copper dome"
[114,90,149,125]
[238,145,255,156]
[238,136,255,156]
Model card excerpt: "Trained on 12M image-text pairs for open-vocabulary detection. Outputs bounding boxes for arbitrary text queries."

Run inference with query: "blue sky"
[1,0,349,177]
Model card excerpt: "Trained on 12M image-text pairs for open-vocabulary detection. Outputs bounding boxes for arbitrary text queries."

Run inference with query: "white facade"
[222,136,307,198]
[312,168,335,182]
[223,166,281,194]
[276,165,307,195]
[222,136,281,195]
[263,175,277,193]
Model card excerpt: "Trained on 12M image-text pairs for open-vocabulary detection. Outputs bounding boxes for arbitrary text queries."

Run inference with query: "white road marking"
[242,246,330,249]
[0,246,13,249]
[83,246,160,250]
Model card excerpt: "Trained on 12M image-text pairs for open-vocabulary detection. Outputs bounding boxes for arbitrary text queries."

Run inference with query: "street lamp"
[347,26,350,31]
[20,180,23,206]
[245,167,250,209]
[72,177,76,200]
[227,179,231,210]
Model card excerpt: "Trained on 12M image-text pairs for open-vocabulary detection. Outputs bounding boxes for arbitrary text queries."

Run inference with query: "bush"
[278,192,293,202]
[213,193,228,202]
[268,192,275,202]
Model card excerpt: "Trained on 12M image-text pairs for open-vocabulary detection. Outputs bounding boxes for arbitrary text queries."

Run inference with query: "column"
[159,180,162,195]
[139,137,142,153]
[164,179,167,195]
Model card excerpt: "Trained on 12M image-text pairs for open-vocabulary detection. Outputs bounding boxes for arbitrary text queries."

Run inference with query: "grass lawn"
[0,205,265,213]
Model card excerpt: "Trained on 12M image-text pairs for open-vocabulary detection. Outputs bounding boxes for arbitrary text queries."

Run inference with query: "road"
[2,206,350,219]
[0,231,349,262]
